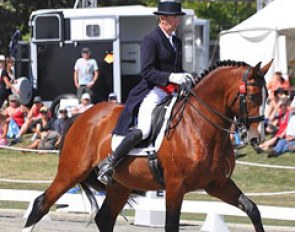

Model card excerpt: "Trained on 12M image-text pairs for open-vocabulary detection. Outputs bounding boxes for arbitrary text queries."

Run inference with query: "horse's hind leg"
[95,182,131,232]
[23,158,92,231]
[205,178,265,232]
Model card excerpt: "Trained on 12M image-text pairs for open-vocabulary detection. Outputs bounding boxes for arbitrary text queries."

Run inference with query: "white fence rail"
[0,189,295,231]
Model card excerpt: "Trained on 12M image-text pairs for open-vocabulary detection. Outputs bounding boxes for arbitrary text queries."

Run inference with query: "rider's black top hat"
[153,1,185,16]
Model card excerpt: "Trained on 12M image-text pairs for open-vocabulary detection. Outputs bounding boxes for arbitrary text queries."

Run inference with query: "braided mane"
[193,60,249,85]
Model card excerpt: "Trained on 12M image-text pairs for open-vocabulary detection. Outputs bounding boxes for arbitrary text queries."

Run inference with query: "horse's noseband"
[237,67,266,129]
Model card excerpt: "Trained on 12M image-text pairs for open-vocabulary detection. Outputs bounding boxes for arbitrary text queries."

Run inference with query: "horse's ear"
[251,62,262,78]
[260,59,274,75]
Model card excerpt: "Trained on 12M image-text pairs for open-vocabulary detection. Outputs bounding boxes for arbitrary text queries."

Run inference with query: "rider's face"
[160,15,181,35]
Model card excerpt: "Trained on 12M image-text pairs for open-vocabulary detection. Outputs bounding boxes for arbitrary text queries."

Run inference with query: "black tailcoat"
[113,26,184,135]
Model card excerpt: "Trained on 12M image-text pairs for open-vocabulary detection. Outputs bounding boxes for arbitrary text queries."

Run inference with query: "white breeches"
[137,87,169,139]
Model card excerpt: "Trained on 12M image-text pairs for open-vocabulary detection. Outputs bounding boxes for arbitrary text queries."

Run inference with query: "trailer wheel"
[50,94,79,118]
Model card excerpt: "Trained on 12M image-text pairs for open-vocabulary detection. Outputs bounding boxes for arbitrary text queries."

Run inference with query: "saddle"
[111,95,178,186]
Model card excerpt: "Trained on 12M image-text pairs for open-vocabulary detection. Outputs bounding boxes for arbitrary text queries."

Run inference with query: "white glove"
[169,73,194,85]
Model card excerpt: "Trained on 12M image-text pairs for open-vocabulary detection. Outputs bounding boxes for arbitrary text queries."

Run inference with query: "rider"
[98,1,194,184]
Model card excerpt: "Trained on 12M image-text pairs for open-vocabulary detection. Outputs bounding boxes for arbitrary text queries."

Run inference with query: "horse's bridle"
[235,66,266,129]
[170,66,267,134]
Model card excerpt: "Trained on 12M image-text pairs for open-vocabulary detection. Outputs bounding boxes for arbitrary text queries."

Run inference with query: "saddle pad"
[111,95,178,156]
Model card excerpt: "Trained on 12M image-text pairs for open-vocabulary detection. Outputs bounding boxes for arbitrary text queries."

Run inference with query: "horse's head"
[234,60,273,146]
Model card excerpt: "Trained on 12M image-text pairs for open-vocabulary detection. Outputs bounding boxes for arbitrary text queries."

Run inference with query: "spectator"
[108,92,118,103]
[54,107,69,136]
[267,71,290,100]
[26,106,60,150]
[264,87,289,134]
[267,99,295,157]
[0,56,19,108]
[16,96,44,140]
[30,106,54,140]
[0,110,9,145]
[254,98,290,153]
[4,94,29,141]
[73,47,99,102]
[71,93,93,114]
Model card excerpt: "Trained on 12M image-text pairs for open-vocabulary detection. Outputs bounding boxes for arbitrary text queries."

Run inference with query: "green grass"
[0,141,294,227]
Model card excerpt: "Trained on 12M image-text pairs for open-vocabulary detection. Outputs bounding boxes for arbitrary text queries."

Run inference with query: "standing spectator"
[0,56,19,108]
[267,99,295,157]
[71,93,93,114]
[54,107,69,136]
[73,47,99,102]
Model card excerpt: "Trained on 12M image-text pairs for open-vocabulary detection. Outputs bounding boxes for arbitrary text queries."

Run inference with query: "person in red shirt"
[255,98,290,153]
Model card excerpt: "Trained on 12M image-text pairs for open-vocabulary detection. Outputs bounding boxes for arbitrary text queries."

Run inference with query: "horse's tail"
[58,113,80,152]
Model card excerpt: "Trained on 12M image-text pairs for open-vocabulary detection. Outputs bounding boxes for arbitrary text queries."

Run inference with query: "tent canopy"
[219,0,295,81]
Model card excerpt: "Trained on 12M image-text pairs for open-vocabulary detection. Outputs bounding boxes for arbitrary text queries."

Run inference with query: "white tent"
[219,0,295,81]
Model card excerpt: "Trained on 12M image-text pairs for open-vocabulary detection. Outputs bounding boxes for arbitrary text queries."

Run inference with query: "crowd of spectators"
[251,70,295,158]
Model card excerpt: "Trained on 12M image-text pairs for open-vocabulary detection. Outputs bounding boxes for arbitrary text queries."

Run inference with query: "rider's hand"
[169,73,194,85]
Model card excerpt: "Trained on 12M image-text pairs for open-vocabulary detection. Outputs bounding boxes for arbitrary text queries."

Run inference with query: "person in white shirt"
[71,93,93,115]
[73,47,99,102]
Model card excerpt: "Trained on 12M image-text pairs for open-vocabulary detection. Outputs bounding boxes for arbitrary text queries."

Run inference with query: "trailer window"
[86,25,100,37]
[33,14,62,42]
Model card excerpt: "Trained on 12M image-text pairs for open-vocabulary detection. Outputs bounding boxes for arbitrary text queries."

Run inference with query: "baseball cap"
[8,94,18,101]
[81,93,91,100]
[33,96,42,103]
[0,55,5,62]
[40,106,48,113]
[59,106,67,112]
[82,47,91,54]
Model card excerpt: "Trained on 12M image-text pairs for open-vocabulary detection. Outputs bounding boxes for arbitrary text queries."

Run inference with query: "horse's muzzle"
[247,130,260,147]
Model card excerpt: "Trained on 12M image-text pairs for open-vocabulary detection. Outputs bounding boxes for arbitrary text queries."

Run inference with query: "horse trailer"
[16,5,210,106]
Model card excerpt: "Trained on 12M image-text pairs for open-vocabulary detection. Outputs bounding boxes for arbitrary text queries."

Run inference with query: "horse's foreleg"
[205,179,265,232]
[165,181,185,232]
[95,182,131,232]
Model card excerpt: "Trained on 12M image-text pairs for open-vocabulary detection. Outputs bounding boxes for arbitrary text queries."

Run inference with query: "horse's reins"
[168,66,266,135]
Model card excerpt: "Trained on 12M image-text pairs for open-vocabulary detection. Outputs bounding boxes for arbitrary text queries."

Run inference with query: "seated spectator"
[267,71,290,100]
[71,93,93,114]
[54,107,69,136]
[4,94,29,141]
[264,87,289,134]
[26,106,60,150]
[254,98,290,153]
[267,99,295,157]
[0,110,9,145]
[30,106,54,140]
[16,96,44,140]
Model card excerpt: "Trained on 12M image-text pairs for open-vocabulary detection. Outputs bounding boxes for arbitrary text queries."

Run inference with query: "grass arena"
[0,139,294,231]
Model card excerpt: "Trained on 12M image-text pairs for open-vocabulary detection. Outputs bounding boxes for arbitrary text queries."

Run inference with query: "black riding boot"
[97,129,143,185]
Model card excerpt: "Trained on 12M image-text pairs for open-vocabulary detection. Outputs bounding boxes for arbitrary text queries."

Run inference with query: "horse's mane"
[193,60,249,85]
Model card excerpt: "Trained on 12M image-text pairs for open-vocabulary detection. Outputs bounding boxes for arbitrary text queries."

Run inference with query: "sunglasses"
[10,100,17,102]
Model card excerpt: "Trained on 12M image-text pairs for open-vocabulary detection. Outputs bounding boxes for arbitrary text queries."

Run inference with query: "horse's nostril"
[250,138,260,147]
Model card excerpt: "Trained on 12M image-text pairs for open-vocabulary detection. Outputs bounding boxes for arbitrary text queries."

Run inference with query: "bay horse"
[23,60,272,232]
